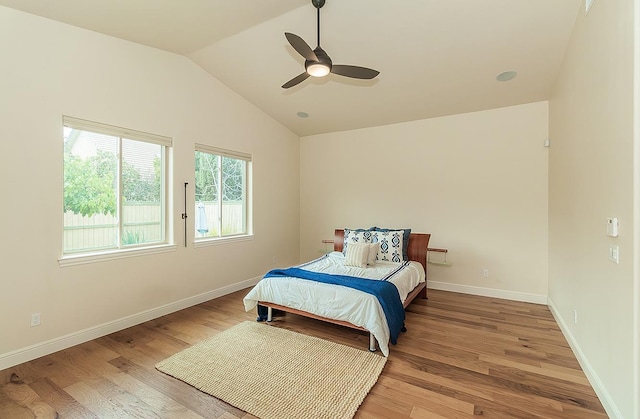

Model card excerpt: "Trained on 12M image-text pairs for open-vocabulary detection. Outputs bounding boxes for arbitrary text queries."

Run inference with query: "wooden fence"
[63,201,243,253]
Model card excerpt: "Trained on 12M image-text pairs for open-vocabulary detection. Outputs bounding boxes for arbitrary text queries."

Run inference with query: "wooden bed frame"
[259,229,431,351]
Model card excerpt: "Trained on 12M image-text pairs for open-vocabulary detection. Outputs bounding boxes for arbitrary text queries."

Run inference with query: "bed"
[243,228,431,355]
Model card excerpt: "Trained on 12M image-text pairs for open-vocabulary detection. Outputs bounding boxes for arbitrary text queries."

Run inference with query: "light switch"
[608,246,620,264]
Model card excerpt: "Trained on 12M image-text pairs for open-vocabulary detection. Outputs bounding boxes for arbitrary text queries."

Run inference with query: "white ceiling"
[0,0,582,137]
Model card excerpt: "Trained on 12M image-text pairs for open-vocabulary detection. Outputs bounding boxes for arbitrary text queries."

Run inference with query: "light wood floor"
[0,289,607,418]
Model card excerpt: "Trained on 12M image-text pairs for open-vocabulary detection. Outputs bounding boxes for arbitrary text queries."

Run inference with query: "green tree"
[63,150,117,216]
[195,151,218,202]
[222,157,243,201]
[195,152,244,202]
[122,158,161,202]
[64,150,161,216]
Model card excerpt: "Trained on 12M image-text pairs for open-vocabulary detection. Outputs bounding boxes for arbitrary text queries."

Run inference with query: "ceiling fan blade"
[285,32,318,62]
[282,72,311,89]
[331,65,380,80]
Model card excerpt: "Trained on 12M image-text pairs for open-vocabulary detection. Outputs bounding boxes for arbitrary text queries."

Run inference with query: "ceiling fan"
[281,0,380,89]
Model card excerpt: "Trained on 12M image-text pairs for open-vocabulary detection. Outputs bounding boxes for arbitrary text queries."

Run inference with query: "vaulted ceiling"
[0,0,582,136]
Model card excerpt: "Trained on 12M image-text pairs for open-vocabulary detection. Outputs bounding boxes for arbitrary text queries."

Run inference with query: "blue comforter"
[263,267,406,344]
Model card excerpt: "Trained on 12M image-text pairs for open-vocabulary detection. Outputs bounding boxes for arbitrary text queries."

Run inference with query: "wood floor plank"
[358,392,414,418]
[64,380,132,418]
[386,357,496,401]
[107,371,202,419]
[369,376,479,418]
[410,405,455,419]
[0,289,607,418]
[108,356,243,418]
[479,354,590,385]
[29,377,100,419]
[0,373,58,419]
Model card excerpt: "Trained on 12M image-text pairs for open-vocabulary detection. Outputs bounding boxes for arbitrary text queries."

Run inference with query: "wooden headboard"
[333,229,431,273]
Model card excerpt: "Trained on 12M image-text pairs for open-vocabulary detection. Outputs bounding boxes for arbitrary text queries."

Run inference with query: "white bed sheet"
[243,251,425,356]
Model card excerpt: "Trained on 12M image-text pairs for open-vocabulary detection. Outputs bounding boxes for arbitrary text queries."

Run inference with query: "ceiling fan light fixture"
[306,62,331,77]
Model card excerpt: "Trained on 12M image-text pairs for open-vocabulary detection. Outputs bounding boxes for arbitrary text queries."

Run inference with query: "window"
[194,144,251,240]
[63,116,171,255]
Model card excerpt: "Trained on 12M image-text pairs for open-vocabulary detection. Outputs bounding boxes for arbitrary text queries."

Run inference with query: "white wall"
[0,7,300,366]
[300,102,549,303]
[548,1,636,417]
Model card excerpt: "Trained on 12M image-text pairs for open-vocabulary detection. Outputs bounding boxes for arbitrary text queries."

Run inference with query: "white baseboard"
[427,280,548,305]
[547,297,623,419]
[0,277,262,371]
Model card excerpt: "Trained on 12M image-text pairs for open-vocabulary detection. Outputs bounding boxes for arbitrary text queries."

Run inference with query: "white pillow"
[344,242,370,268]
[366,242,380,265]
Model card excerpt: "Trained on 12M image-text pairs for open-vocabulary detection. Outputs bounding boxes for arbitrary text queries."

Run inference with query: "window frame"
[194,143,252,246]
[59,116,174,265]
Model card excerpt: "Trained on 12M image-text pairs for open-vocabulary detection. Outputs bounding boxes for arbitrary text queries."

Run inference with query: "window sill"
[58,244,178,267]
[193,234,254,248]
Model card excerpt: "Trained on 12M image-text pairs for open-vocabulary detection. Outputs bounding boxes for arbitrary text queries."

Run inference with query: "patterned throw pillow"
[370,230,404,263]
[371,227,411,260]
[342,228,373,255]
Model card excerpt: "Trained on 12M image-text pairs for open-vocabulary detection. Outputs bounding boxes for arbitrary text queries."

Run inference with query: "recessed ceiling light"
[296,111,309,118]
[496,71,518,82]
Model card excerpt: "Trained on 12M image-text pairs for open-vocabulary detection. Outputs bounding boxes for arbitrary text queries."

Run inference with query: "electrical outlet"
[31,312,41,327]
[482,269,489,278]
[573,309,578,324]
[272,256,277,264]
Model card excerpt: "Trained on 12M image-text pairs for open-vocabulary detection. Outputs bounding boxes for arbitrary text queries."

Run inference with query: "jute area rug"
[156,321,387,419]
